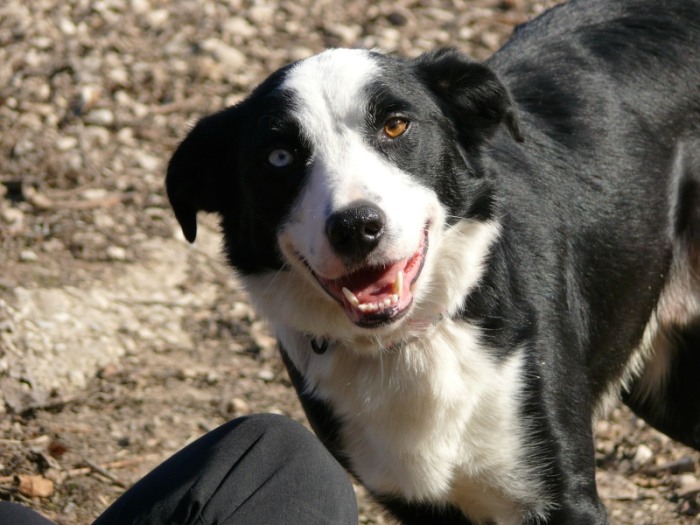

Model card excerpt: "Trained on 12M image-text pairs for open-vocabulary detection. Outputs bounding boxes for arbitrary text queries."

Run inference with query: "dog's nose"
[326,201,386,261]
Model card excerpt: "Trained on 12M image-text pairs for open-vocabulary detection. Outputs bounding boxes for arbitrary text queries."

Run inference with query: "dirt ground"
[1,0,699,523]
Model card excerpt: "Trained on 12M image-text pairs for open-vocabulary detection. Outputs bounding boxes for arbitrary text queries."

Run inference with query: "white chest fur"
[279,318,549,525]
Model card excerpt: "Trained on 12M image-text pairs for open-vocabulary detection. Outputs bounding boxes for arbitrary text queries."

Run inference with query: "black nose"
[326,201,386,261]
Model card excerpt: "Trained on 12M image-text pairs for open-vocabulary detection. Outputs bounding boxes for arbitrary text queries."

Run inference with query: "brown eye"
[383,117,408,139]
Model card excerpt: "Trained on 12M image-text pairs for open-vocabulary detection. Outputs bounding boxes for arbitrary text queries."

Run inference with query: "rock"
[228,397,251,416]
[256,369,275,382]
[633,444,654,465]
[18,475,54,498]
[19,250,38,262]
[223,17,257,39]
[106,245,127,261]
[83,108,115,126]
[55,136,78,151]
[2,207,24,227]
[134,150,160,171]
[200,38,246,70]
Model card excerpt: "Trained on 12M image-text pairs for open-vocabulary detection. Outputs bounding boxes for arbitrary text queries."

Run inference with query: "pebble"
[222,17,257,39]
[84,108,115,127]
[679,473,699,491]
[256,369,275,382]
[634,444,654,465]
[2,207,24,225]
[55,136,78,151]
[229,397,251,416]
[13,138,35,156]
[19,250,39,262]
[200,38,246,70]
[134,151,160,171]
[106,246,127,261]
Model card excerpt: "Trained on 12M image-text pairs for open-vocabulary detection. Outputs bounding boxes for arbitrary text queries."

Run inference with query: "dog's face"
[167,49,521,345]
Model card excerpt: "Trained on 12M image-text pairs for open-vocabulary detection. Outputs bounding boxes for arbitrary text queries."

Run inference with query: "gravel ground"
[1,0,699,523]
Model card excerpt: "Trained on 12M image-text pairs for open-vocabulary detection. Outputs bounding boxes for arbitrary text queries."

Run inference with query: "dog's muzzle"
[309,201,428,328]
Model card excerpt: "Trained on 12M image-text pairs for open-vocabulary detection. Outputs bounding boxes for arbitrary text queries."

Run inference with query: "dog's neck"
[307,310,447,355]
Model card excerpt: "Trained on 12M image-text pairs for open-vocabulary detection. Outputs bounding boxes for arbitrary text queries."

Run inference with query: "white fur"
[277,320,550,525]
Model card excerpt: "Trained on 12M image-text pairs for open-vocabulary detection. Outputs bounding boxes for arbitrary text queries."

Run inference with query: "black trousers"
[0,414,358,524]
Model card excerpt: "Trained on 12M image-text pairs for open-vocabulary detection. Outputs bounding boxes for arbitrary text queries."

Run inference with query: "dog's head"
[167,48,520,346]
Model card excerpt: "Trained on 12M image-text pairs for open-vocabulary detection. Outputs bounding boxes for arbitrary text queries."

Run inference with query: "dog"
[165,0,700,522]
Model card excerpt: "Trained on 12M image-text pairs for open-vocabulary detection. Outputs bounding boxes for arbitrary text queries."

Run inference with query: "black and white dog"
[166,0,700,522]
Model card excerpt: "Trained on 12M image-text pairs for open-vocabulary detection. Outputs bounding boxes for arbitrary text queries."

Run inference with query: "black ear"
[416,48,523,144]
[166,108,239,243]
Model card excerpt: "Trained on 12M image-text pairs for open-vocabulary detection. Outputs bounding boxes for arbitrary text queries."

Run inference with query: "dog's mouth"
[313,229,428,328]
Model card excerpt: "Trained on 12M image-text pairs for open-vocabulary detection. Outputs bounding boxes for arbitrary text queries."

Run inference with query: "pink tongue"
[336,263,402,302]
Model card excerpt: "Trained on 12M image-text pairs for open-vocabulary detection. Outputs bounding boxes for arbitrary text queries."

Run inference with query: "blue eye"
[268,148,294,168]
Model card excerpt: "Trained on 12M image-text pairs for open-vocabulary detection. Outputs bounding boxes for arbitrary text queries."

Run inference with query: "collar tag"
[310,338,329,355]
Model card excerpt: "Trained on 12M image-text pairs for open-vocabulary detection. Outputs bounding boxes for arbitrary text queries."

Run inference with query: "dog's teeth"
[351,293,400,315]
[342,287,360,307]
[393,270,404,295]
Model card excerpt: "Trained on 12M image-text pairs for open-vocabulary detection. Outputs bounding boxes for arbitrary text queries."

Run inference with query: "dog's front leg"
[530,366,609,524]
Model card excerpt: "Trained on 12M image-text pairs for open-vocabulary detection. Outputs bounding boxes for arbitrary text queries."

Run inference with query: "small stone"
[82,188,108,201]
[13,138,35,156]
[19,250,38,263]
[108,68,129,86]
[78,86,101,113]
[41,239,64,253]
[18,475,54,498]
[84,109,114,127]
[134,151,160,171]
[58,18,77,36]
[229,397,250,416]
[248,4,275,24]
[147,9,169,27]
[2,207,24,225]
[106,246,127,261]
[324,23,361,46]
[256,369,275,382]
[679,473,699,491]
[200,39,246,70]
[56,136,78,151]
[634,444,654,465]
[223,17,257,39]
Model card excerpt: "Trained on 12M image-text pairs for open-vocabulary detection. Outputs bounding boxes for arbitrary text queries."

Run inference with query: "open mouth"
[313,229,428,328]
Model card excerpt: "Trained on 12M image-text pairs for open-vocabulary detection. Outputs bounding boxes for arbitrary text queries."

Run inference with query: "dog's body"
[166,0,700,523]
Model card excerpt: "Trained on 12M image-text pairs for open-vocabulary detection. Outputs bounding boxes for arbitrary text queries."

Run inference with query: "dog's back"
[485,0,700,415]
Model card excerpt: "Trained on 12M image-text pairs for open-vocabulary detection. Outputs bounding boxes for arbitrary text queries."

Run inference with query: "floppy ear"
[166,108,239,243]
[416,48,523,145]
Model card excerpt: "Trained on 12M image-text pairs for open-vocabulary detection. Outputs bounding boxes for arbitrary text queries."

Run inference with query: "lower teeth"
[356,294,399,313]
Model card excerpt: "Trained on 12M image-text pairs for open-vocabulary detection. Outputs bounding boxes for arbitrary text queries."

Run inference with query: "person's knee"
[236,412,307,437]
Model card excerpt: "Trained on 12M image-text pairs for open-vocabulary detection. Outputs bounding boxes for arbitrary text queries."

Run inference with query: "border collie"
[166,0,700,522]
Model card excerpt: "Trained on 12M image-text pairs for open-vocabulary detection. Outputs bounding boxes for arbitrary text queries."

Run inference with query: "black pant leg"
[93,413,358,525]
[0,502,55,525]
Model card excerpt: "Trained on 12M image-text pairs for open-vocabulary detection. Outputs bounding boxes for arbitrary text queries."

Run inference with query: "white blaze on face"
[277,49,438,280]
